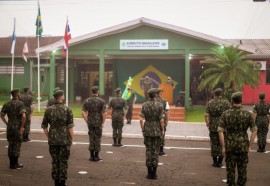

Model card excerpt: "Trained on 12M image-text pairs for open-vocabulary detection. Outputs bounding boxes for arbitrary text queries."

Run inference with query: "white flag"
[22,41,29,62]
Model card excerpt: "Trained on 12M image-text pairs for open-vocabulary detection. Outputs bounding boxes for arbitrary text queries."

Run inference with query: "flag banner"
[122,77,133,100]
[22,41,29,62]
[11,19,16,54]
[62,19,71,56]
[36,1,43,37]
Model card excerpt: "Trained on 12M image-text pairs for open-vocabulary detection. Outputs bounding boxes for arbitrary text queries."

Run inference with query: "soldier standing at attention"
[108,88,127,146]
[125,86,136,124]
[19,86,34,142]
[218,92,257,186]
[140,88,164,179]
[205,88,230,167]
[82,86,106,161]
[253,92,270,152]
[0,88,26,169]
[46,87,61,108]
[41,90,74,186]
[156,88,169,156]
[142,76,153,102]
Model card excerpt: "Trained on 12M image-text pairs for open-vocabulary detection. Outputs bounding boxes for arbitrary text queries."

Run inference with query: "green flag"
[35,1,43,37]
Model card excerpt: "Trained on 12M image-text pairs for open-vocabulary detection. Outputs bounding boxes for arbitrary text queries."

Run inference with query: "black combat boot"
[117,139,123,147]
[9,156,15,169]
[217,156,223,167]
[89,151,95,161]
[13,156,23,169]
[112,138,117,146]
[60,180,67,186]
[159,146,166,156]
[152,167,157,179]
[257,145,262,152]
[146,167,152,179]
[212,157,218,167]
[94,152,102,161]
[54,179,60,186]
[262,145,266,152]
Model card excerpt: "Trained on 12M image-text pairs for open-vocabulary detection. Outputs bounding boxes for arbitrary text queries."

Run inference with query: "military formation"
[205,88,270,186]
[0,85,269,186]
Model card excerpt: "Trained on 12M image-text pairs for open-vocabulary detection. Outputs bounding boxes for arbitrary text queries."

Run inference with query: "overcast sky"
[0,0,270,39]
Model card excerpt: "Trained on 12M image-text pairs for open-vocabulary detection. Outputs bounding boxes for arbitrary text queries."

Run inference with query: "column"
[185,50,190,109]
[49,53,55,98]
[99,49,105,95]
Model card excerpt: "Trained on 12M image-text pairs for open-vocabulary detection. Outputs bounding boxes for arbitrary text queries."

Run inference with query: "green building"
[0,18,255,108]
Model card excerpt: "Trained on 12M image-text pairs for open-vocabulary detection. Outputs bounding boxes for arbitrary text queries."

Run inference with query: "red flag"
[22,41,29,62]
[62,19,71,57]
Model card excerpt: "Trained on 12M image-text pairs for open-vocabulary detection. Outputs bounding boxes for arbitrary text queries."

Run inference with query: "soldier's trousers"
[226,152,248,186]
[144,92,149,102]
[126,106,133,121]
[112,119,124,139]
[49,145,70,181]
[144,136,161,167]
[88,126,102,152]
[160,125,167,146]
[257,123,269,146]
[8,141,22,158]
[209,132,222,157]
[23,113,31,138]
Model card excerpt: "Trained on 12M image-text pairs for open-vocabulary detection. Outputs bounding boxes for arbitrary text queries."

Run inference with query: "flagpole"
[66,49,69,106]
[37,35,41,112]
[11,18,16,98]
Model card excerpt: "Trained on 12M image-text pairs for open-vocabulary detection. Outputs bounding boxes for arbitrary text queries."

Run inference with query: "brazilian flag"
[122,77,133,101]
[36,1,43,37]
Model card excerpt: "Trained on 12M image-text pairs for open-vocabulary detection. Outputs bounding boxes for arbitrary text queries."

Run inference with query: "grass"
[184,106,205,122]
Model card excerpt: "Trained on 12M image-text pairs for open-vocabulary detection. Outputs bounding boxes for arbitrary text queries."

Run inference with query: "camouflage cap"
[10,88,20,94]
[53,90,64,98]
[91,86,99,91]
[23,86,29,92]
[231,92,242,99]
[53,87,61,93]
[259,92,265,99]
[259,92,265,97]
[148,88,156,94]
[156,88,163,93]
[115,88,121,93]
[214,88,223,94]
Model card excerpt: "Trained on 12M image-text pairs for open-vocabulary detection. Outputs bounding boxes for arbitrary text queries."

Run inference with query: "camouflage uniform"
[19,93,34,141]
[41,101,74,182]
[47,98,56,107]
[253,100,270,151]
[82,95,106,154]
[205,96,230,166]
[108,95,127,146]
[0,98,26,168]
[156,96,168,154]
[126,90,136,124]
[218,106,257,186]
[140,100,164,168]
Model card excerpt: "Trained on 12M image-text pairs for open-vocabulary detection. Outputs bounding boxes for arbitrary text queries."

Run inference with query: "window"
[56,65,65,83]
[0,64,24,75]
[266,63,270,84]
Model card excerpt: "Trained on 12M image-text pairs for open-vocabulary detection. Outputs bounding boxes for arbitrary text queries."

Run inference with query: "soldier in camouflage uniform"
[205,88,230,167]
[42,90,74,186]
[0,88,26,169]
[156,88,169,156]
[218,92,257,186]
[46,87,61,108]
[142,76,153,102]
[253,92,270,152]
[82,86,106,161]
[140,88,164,179]
[125,86,136,124]
[19,86,34,142]
[108,88,127,147]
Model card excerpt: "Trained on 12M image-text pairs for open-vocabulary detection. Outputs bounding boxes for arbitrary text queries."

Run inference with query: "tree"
[198,45,260,92]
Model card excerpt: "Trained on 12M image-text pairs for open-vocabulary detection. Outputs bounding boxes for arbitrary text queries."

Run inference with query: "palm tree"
[198,45,260,92]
